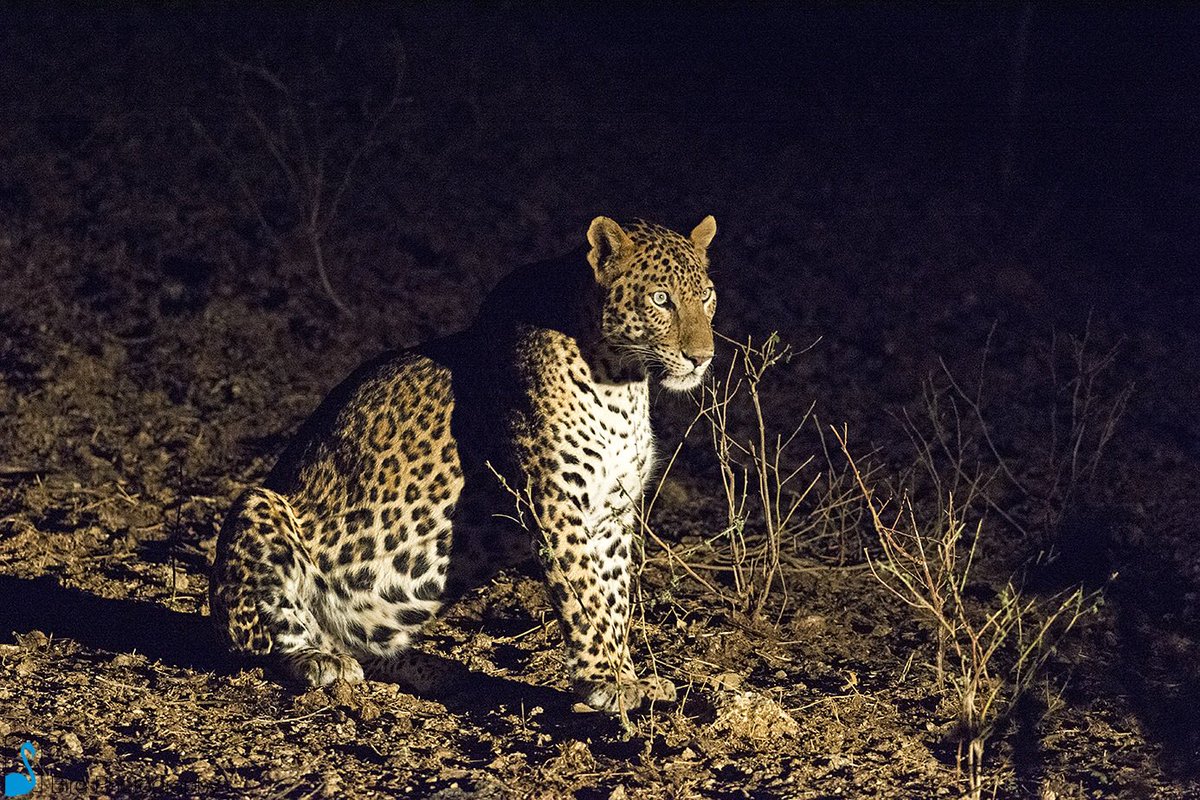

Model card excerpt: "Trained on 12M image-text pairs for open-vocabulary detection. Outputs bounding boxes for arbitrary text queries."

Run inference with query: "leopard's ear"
[587,216,633,282]
[690,215,717,251]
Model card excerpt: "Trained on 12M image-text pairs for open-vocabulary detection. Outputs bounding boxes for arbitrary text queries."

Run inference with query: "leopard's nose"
[683,350,714,370]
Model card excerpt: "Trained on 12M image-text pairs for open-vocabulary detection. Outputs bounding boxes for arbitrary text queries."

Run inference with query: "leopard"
[209,215,718,712]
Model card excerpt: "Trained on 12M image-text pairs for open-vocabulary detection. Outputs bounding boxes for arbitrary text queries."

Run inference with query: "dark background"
[3,5,1197,319]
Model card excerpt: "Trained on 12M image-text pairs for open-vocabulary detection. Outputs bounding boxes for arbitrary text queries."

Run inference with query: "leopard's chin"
[659,369,707,392]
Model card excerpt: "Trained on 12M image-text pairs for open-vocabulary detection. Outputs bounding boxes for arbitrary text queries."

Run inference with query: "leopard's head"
[587,215,717,391]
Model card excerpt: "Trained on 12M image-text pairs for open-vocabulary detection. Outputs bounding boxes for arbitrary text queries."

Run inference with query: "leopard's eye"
[701,286,715,302]
[651,291,671,308]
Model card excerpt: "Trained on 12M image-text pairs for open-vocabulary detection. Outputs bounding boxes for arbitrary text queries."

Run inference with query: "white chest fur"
[583,379,655,523]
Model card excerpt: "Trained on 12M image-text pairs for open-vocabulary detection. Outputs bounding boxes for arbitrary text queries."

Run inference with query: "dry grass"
[192,33,407,316]
[836,424,1101,799]
[822,324,1131,797]
[638,332,883,625]
[702,332,811,620]
[903,322,1133,559]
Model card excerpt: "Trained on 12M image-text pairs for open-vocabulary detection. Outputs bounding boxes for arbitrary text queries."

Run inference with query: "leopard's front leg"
[530,488,674,713]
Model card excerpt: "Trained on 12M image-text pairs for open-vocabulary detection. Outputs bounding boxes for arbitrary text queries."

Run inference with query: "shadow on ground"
[1112,573,1200,780]
[0,574,223,672]
[0,573,655,744]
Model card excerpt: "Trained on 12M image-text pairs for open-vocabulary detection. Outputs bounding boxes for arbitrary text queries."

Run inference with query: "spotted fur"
[210,216,718,712]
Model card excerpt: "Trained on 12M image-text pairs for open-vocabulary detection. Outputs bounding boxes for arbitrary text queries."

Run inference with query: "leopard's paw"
[577,678,646,713]
[638,674,677,703]
[281,648,364,687]
[363,651,465,695]
[575,674,675,713]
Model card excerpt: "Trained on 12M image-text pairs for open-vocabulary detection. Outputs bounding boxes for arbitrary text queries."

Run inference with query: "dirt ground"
[0,8,1198,799]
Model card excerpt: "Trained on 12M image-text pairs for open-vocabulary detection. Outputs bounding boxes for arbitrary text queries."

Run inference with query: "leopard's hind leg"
[210,488,363,687]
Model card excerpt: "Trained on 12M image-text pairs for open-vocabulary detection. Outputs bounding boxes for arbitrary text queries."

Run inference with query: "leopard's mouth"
[659,364,709,392]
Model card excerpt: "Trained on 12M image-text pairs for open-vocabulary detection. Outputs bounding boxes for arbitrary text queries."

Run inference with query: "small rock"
[354,699,381,722]
[86,763,107,786]
[60,731,84,757]
[790,614,827,632]
[326,679,355,706]
[710,671,744,691]
[320,769,342,798]
[712,691,800,741]
[293,687,330,713]
[186,759,216,781]
[552,740,595,773]
[15,630,49,650]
